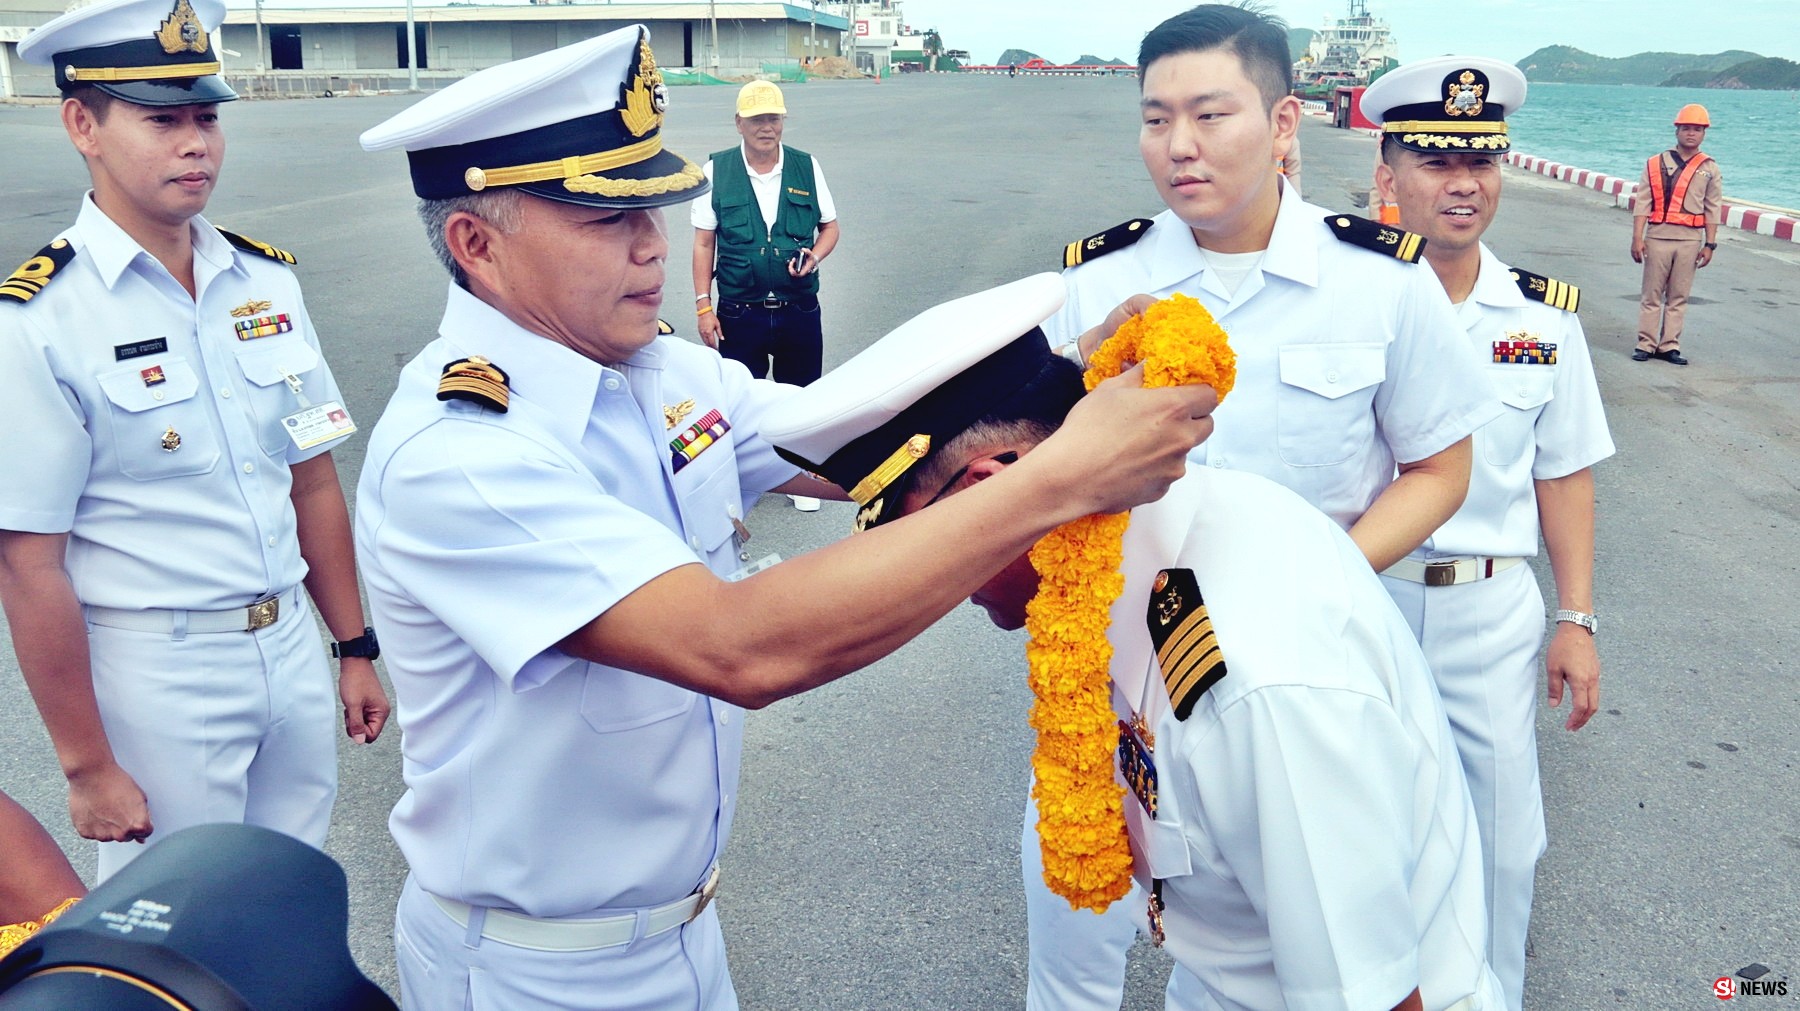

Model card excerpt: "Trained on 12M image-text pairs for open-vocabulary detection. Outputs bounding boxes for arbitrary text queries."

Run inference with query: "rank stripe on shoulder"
[215,227,297,265]
[437,355,510,413]
[1325,213,1426,263]
[1146,568,1228,721]
[1062,217,1154,269]
[0,238,75,304]
[657,318,675,335]
[1509,268,1580,313]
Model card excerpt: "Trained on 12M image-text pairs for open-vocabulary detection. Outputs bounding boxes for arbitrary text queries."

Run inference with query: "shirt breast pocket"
[579,662,698,733]
[1275,342,1386,467]
[235,341,322,456]
[97,357,220,481]
[679,454,744,566]
[1480,365,1555,466]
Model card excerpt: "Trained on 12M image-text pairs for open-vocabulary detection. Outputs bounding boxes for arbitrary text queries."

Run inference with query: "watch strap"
[1554,609,1597,634]
[331,625,381,660]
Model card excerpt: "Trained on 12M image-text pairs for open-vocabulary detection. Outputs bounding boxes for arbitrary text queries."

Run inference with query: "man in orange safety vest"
[1630,103,1721,366]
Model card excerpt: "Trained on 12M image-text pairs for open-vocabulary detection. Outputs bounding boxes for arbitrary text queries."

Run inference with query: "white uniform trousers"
[87,595,338,880]
[1380,563,1547,1011]
[396,874,737,1011]
[1022,789,1144,1011]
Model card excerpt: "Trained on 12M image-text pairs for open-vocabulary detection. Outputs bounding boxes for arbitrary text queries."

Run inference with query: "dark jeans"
[716,294,823,386]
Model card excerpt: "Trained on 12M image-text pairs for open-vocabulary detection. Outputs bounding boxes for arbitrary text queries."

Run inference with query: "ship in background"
[1291,0,1400,100]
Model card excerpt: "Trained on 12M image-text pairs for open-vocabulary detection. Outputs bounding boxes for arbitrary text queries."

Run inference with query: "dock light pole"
[405,0,418,91]
[709,1,718,71]
[253,0,264,75]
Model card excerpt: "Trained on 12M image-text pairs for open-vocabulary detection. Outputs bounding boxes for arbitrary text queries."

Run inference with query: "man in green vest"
[692,80,841,510]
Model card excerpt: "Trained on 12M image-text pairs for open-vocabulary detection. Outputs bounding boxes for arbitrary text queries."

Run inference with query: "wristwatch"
[1703,242,1718,250]
[1554,609,1597,635]
[331,626,381,660]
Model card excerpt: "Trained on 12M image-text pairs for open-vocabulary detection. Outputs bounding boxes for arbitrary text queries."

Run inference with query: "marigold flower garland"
[1026,293,1237,911]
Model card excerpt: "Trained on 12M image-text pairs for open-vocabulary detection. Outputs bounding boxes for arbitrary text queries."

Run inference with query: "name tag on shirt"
[282,401,356,450]
[115,337,168,361]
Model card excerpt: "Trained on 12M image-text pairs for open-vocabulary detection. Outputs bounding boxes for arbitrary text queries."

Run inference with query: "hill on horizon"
[1517,45,1761,85]
[1662,55,1800,90]
[995,48,1041,66]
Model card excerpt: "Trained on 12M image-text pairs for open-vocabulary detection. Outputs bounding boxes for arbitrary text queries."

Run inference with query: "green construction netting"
[664,69,734,86]
[760,61,808,82]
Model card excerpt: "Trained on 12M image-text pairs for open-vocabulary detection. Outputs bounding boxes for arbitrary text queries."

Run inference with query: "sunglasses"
[922,451,1019,508]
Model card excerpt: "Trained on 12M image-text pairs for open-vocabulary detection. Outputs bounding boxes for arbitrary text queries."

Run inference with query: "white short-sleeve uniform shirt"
[355,284,800,917]
[0,195,351,607]
[1044,185,1502,530]
[1416,244,1614,559]
[690,144,838,232]
[1104,470,1502,1011]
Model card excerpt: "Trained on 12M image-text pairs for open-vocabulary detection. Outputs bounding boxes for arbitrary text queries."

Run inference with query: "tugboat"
[1291,0,1399,100]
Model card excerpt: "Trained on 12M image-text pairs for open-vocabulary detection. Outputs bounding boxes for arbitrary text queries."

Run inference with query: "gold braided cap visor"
[65,60,219,82]
[463,133,703,197]
[1381,120,1509,135]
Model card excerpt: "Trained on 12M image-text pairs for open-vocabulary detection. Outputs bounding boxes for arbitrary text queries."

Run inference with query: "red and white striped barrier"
[1502,151,1799,244]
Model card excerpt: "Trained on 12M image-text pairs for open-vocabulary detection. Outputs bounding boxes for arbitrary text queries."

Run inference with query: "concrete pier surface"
[2,74,1796,1008]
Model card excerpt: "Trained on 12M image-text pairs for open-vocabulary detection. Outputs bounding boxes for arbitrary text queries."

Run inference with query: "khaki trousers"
[1637,232,1704,352]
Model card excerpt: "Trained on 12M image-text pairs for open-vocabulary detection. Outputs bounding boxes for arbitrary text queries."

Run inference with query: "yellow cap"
[1674,103,1711,127]
[736,80,786,117]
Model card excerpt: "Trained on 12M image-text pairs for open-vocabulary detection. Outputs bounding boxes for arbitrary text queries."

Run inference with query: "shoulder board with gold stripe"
[657,318,675,335]
[1509,267,1580,313]
[1324,213,1425,263]
[215,227,297,266]
[1146,568,1227,721]
[0,238,76,304]
[437,355,510,413]
[1062,217,1154,269]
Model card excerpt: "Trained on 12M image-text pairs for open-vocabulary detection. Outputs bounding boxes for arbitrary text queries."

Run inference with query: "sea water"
[1507,82,1800,209]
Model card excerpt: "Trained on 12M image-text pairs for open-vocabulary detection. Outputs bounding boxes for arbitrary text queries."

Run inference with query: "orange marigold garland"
[1026,293,1237,911]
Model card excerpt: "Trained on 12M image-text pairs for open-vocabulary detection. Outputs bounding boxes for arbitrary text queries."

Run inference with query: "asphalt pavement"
[1,74,1797,1009]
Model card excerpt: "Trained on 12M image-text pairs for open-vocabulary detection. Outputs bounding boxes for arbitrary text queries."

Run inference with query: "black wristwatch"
[331,626,380,660]
[1704,242,1718,250]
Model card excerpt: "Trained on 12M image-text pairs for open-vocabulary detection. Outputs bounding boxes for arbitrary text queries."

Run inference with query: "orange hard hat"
[1674,103,1711,127]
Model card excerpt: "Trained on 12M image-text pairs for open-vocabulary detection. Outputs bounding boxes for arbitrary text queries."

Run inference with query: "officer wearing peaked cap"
[764,274,1506,1011]
[1367,54,1615,1011]
[354,25,1215,1010]
[0,0,387,884]
[1029,9,1502,1005]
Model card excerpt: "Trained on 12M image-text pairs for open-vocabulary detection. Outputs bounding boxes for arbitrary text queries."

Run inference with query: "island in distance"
[1518,45,1800,90]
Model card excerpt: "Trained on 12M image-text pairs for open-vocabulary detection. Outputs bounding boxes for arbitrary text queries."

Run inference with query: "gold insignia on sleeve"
[437,355,511,413]
[155,0,209,55]
[1509,268,1581,313]
[215,228,296,265]
[664,399,696,430]
[1062,218,1154,269]
[1146,568,1227,721]
[853,498,884,532]
[1326,213,1425,263]
[0,238,75,304]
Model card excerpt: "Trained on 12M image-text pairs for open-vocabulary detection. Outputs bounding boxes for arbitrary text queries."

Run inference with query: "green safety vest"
[709,145,822,299]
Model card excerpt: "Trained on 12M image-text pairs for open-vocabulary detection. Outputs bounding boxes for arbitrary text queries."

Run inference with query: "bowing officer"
[354,26,1216,1009]
[764,274,1506,1011]
[0,0,386,882]
[1364,56,1615,1011]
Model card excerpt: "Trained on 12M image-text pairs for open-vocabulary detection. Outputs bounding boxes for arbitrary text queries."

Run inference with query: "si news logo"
[1715,965,1789,999]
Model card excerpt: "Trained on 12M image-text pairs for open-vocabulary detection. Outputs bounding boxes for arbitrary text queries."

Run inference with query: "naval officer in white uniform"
[1032,8,1502,1005]
[765,273,1506,1011]
[1365,56,1614,1011]
[354,27,1218,1009]
[0,0,387,881]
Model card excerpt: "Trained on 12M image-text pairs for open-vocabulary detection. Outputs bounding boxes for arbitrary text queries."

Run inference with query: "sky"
[888,0,1800,67]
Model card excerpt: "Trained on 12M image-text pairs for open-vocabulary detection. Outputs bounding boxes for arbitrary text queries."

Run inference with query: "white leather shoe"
[788,495,821,512]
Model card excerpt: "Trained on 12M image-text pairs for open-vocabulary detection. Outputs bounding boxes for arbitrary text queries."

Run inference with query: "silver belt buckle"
[1423,562,1460,588]
[760,296,785,309]
[688,865,721,923]
[246,594,280,631]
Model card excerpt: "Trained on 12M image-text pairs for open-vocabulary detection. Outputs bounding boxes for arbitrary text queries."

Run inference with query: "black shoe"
[1662,350,1689,366]
[1631,349,1652,362]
